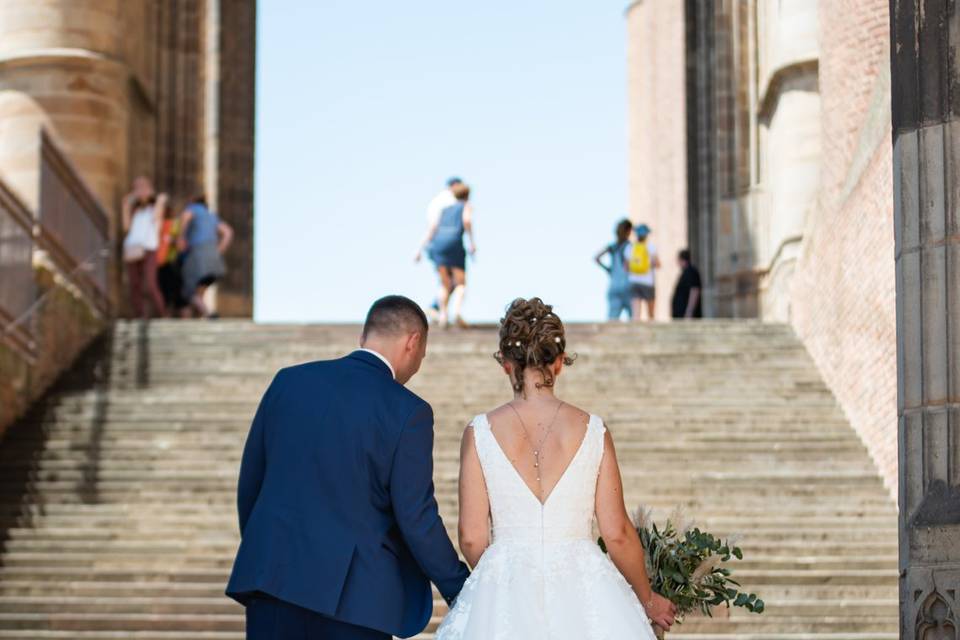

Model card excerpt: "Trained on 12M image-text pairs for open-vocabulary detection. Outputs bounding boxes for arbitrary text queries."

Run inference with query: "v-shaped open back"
[471,413,606,543]
[483,412,591,507]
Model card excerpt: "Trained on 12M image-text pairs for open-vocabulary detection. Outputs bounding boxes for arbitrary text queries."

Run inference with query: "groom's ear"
[405,329,424,353]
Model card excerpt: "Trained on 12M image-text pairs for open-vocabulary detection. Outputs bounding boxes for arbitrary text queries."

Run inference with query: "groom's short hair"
[362,295,429,339]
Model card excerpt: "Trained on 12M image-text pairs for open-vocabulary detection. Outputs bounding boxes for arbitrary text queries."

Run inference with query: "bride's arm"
[595,429,677,630]
[457,425,490,568]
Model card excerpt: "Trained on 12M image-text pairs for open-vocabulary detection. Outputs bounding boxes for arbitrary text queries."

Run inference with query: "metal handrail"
[0,131,115,358]
[37,130,112,311]
[0,245,111,344]
[0,177,37,351]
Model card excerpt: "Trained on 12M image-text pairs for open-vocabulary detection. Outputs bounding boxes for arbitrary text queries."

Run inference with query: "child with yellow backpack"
[623,223,660,321]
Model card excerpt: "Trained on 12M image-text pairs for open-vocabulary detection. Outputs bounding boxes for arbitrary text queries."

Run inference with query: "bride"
[436,298,677,639]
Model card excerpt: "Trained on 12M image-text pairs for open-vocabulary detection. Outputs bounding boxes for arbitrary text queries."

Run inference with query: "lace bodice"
[471,413,606,544]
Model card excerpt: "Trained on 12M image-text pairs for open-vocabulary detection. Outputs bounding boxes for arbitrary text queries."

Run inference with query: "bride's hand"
[646,593,676,630]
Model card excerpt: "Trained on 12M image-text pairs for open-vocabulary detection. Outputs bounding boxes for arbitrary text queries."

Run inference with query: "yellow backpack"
[629,242,651,275]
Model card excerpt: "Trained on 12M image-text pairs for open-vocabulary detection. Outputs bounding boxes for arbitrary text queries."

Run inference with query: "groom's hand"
[647,593,676,630]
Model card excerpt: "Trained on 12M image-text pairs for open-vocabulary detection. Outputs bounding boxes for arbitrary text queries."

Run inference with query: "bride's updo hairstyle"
[494,297,576,395]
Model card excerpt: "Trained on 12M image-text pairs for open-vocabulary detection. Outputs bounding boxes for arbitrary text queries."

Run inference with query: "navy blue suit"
[226,350,469,638]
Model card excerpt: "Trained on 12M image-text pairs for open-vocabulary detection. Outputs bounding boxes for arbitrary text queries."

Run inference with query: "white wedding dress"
[435,413,658,640]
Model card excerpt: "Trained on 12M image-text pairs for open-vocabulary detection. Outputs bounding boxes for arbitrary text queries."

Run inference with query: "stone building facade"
[626,0,898,495]
[0,0,256,316]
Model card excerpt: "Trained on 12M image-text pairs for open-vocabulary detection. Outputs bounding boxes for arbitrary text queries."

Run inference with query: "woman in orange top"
[156,200,188,316]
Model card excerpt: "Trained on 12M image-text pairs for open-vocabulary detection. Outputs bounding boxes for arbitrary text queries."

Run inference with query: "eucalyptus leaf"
[616,504,764,620]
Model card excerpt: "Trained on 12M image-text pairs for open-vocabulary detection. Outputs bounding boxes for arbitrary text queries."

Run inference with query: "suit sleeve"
[390,401,470,603]
[237,370,282,534]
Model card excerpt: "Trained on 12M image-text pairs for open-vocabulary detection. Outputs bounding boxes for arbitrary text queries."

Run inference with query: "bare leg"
[127,259,144,319]
[191,284,210,318]
[203,283,218,317]
[143,251,166,318]
[645,298,656,322]
[630,296,643,323]
[450,268,467,327]
[437,267,453,327]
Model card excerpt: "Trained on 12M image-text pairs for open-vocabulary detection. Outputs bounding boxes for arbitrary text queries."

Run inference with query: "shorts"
[630,283,656,300]
[607,289,632,320]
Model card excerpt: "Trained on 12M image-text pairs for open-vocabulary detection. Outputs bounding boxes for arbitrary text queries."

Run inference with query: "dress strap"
[469,413,490,432]
[468,414,496,478]
[586,415,608,477]
[590,414,608,437]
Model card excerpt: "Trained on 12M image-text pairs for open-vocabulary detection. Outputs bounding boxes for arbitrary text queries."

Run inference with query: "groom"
[226,295,469,639]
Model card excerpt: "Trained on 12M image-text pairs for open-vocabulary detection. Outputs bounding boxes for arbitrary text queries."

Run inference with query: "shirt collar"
[359,348,396,379]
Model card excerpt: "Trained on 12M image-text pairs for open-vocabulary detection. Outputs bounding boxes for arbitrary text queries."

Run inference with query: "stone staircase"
[0,320,898,639]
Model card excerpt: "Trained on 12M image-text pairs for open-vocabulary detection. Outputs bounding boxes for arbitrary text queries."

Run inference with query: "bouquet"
[599,506,764,636]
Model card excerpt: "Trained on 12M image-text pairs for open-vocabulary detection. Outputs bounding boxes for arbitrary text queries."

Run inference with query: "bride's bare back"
[485,401,591,505]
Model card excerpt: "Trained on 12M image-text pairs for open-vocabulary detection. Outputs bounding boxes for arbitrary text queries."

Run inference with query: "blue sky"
[254,1,628,323]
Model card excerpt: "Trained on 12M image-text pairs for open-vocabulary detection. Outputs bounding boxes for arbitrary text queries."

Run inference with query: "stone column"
[889,1,960,638]
[0,1,130,213]
[211,0,256,317]
[625,0,687,320]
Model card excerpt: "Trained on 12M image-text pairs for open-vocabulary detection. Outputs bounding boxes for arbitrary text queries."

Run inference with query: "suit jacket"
[226,350,469,638]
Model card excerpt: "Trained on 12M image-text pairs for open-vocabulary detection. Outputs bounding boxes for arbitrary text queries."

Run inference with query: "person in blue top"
[415,181,476,328]
[594,218,634,321]
[177,194,233,318]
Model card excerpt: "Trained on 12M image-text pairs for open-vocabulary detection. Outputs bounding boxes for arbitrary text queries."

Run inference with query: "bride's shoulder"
[560,404,611,443]
[463,411,494,438]
[475,403,517,430]
[557,402,599,428]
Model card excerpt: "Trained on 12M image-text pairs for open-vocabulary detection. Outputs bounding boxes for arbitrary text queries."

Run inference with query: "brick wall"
[625,0,687,319]
[789,0,898,497]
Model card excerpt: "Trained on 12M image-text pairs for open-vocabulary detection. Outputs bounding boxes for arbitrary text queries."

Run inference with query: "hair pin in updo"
[515,341,522,347]
[554,337,561,343]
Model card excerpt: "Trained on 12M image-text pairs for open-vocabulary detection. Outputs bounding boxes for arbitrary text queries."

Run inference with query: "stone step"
[0,456,882,476]
[0,597,241,615]
[0,550,893,573]
[0,567,230,583]
[0,463,889,486]
[643,635,898,640]
[0,633,243,639]
[0,612,243,632]
[0,501,896,519]
[0,471,891,490]
[0,597,894,617]
[0,514,898,535]
[0,580,898,602]
[0,615,898,636]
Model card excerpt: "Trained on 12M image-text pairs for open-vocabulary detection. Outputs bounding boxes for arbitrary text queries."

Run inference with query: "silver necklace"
[507,400,565,485]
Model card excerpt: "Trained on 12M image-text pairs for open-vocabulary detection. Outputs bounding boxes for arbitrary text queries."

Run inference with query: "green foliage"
[598,510,764,623]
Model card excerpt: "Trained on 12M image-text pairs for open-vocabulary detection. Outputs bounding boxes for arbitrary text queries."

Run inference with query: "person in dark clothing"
[671,249,703,319]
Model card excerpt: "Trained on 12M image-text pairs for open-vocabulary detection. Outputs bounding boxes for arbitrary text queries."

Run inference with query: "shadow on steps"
[0,329,119,563]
